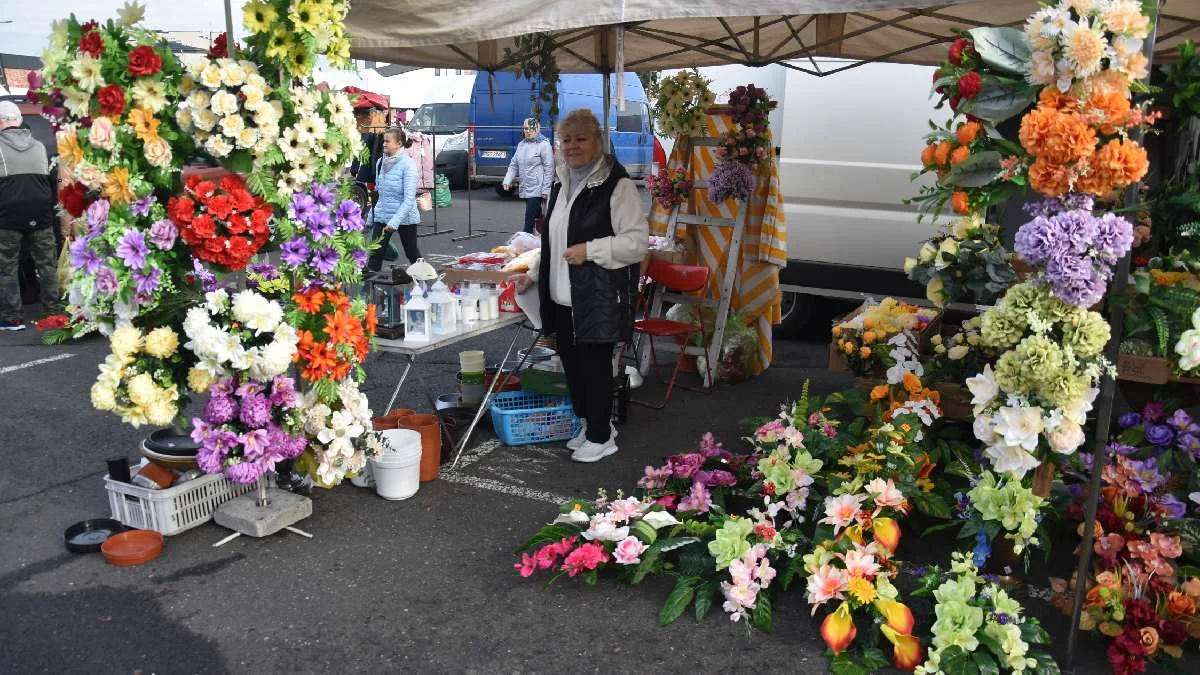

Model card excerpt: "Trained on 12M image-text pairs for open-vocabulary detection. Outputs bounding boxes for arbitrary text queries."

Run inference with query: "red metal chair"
[630,260,713,409]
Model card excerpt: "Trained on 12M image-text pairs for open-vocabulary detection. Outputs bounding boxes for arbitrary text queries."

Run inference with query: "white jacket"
[502,135,554,198]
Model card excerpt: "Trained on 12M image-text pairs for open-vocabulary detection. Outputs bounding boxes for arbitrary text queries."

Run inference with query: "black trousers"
[367,222,422,272]
[552,302,614,444]
[523,197,542,234]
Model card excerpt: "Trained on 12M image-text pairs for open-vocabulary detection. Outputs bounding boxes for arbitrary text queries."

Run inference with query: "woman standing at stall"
[367,127,421,273]
[515,108,648,463]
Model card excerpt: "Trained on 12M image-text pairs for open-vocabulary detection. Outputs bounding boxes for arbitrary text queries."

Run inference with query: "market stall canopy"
[348,0,1200,74]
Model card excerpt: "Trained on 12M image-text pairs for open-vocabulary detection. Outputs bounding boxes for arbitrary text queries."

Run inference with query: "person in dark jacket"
[515,108,648,463]
[0,101,59,330]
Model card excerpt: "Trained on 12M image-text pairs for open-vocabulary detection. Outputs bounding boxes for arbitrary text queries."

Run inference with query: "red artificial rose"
[1158,620,1187,646]
[167,195,196,224]
[208,33,229,60]
[957,71,983,100]
[127,45,163,77]
[949,95,962,111]
[96,84,126,117]
[79,30,104,58]
[58,182,88,217]
[948,37,973,65]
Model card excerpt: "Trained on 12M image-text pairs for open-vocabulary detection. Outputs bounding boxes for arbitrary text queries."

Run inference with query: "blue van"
[452,72,655,187]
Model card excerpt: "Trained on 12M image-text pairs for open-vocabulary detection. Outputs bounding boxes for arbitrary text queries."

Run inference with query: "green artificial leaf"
[581,568,599,586]
[1020,617,1052,645]
[912,492,953,519]
[939,646,978,675]
[694,580,718,622]
[963,78,1037,123]
[752,591,773,633]
[632,544,664,584]
[632,519,658,545]
[781,552,806,591]
[677,542,714,578]
[829,653,871,675]
[1031,650,1063,675]
[944,151,1003,188]
[516,524,577,553]
[968,27,1033,75]
[659,576,701,626]
[973,650,1001,675]
[922,521,961,537]
[657,537,702,552]
[224,149,254,174]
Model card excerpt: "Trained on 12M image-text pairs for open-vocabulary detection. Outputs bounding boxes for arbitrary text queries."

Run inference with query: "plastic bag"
[434,174,452,208]
[505,231,541,255]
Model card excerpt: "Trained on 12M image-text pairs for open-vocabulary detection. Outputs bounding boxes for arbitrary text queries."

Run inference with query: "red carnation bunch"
[167,174,272,271]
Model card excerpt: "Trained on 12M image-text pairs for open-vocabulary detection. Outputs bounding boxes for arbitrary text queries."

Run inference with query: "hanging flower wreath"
[650,70,716,138]
[167,173,272,271]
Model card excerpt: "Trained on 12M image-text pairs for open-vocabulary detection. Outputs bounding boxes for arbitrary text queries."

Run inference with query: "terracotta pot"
[372,416,398,431]
[397,413,441,482]
[1032,461,1056,499]
[384,408,416,421]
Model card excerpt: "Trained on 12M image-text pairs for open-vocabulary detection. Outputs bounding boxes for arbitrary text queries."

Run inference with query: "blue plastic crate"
[489,390,582,446]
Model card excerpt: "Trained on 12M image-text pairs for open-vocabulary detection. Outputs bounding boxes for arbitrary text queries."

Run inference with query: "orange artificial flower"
[950,145,971,165]
[325,310,361,345]
[1168,591,1197,617]
[1041,111,1096,165]
[821,603,857,655]
[870,385,890,401]
[102,166,135,204]
[831,326,843,338]
[365,304,378,336]
[842,341,854,355]
[950,190,970,214]
[1097,137,1149,186]
[127,107,160,143]
[1140,627,1160,656]
[859,346,872,359]
[1019,106,1057,152]
[294,289,326,313]
[902,371,922,395]
[1038,87,1078,111]
[956,121,982,146]
[57,129,83,173]
[862,318,875,330]
[326,290,351,313]
[1087,90,1132,135]
[933,141,952,167]
[920,143,938,167]
[863,331,877,343]
[881,625,923,671]
[873,517,901,553]
[1028,158,1073,198]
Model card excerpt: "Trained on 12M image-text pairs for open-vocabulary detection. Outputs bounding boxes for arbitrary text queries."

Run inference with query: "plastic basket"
[105,467,255,536]
[489,390,582,446]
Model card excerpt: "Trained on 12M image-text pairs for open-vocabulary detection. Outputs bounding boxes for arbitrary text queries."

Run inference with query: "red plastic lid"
[101,529,164,566]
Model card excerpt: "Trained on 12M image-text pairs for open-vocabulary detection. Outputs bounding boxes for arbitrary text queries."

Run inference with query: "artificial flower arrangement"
[242,0,354,79]
[968,281,1109,478]
[831,299,939,377]
[276,182,371,286]
[934,469,1049,568]
[289,286,376,396]
[1120,260,1200,377]
[645,167,693,211]
[176,55,282,172]
[648,69,716,138]
[1024,0,1152,94]
[190,373,307,485]
[291,379,378,489]
[911,118,1028,218]
[90,325,189,428]
[1110,403,1200,503]
[930,29,1039,123]
[911,552,1055,675]
[166,172,274,272]
[926,317,999,386]
[904,211,1017,306]
[708,83,772,203]
[182,288,299,386]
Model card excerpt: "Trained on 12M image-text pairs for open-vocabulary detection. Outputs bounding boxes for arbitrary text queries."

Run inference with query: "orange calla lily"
[881,625,924,671]
[842,524,865,546]
[873,517,901,553]
[821,602,858,655]
[874,598,915,635]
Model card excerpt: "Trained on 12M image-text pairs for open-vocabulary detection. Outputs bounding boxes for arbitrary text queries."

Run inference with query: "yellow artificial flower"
[289,0,324,33]
[57,129,84,173]
[288,44,313,75]
[132,79,168,113]
[265,26,293,60]
[847,576,878,604]
[187,367,216,394]
[127,107,160,142]
[243,0,278,34]
[103,166,136,205]
[143,327,179,359]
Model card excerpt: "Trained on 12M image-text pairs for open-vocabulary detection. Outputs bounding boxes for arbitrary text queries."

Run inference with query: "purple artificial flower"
[310,183,335,207]
[1013,216,1056,266]
[205,429,240,455]
[1126,457,1166,493]
[235,379,265,398]
[279,237,309,267]
[191,257,219,292]
[311,246,339,274]
[203,395,239,425]
[148,219,177,250]
[1056,209,1101,256]
[239,428,271,461]
[189,417,213,444]
[68,237,103,274]
[336,199,364,231]
[131,266,162,296]
[1167,410,1194,431]
[290,192,319,226]
[131,195,156,218]
[668,453,704,479]
[86,199,110,230]
[269,376,297,407]
[210,376,237,398]
[1145,424,1174,447]
[94,267,118,295]
[1093,212,1134,260]
[350,248,369,269]
[1109,443,1137,456]
[1178,433,1200,457]
[249,262,279,280]
[1118,412,1142,429]
[707,160,754,203]
[1143,401,1166,424]
[238,394,271,429]
[677,481,714,513]
[1156,494,1188,520]
[226,460,265,485]
[115,230,149,269]
[308,209,336,240]
[695,469,738,487]
[196,446,224,474]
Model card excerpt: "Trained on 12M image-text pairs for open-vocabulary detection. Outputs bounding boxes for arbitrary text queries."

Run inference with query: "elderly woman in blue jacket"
[502,118,555,234]
[367,127,421,272]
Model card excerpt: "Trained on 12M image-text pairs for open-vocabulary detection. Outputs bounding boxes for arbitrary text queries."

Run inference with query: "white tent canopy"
[348,0,1200,73]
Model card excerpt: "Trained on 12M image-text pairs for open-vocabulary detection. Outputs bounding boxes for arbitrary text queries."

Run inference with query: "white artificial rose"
[219,114,246,139]
[1047,419,1086,454]
[984,442,1042,479]
[199,63,224,89]
[1177,329,1200,371]
[187,90,212,112]
[194,109,218,133]
[992,405,1045,452]
[642,510,681,529]
[965,364,1000,408]
[973,414,997,444]
[947,345,970,360]
[218,58,246,87]
[918,242,937,263]
[210,90,239,117]
[205,134,233,157]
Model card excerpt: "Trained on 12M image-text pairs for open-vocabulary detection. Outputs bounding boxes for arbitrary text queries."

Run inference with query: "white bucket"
[371,429,422,500]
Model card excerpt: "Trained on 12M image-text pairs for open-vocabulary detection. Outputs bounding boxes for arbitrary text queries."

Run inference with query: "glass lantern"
[367,277,406,339]
[428,280,458,335]
[403,292,431,343]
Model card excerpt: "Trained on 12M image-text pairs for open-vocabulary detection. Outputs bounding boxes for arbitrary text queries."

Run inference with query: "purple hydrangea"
[115,230,149,269]
[280,237,309,267]
[238,393,271,428]
[95,267,118,295]
[707,160,754,203]
[148,219,177,250]
[1023,192,1094,218]
[226,460,265,485]
[1013,200,1133,308]
[311,247,339,274]
[203,395,238,425]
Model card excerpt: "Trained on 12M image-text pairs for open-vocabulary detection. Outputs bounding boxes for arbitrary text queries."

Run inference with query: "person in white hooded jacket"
[502,118,555,234]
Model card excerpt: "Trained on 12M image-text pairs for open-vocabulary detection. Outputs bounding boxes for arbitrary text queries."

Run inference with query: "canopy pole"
[1064,10,1159,671]
[603,71,612,154]
[223,0,235,49]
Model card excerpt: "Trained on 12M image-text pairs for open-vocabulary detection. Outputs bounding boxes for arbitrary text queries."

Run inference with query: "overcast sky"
[1,1,252,57]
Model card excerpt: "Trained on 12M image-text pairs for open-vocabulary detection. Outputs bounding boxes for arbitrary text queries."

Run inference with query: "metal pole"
[1064,10,1159,670]
[223,0,235,51]
[603,72,612,154]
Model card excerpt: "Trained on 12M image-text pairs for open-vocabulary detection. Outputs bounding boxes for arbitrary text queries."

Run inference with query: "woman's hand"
[509,274,533,293]
[563,243,587,266]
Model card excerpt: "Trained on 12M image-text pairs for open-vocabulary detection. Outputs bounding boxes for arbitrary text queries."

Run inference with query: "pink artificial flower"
[607,497,644,523]
[820,494,867,535]
[864,478,905,509]
[728,558,754,586]
[678,481,714,513]
[842,548,880,579]
[561,542,609,577]
[754,558,777,588]
[1151,533,1183,559]
[668,453,705,479]
[808,413,821,427]
[756,419,785,442]
[1094,533,1126,562]
[655,494,678,510]
[699,432,724,457]
[822,424,837,438]
[806,564,850,609]
[613,536,649,565]
[637,464,673,490]
[721,580,759,616]
[781,426,806,448]
[533,546,560,570]
[1126,539,1154,562]
[514,553,538,577]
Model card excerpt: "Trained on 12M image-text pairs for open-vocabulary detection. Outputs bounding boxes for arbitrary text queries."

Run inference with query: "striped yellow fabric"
[648,109,788,374]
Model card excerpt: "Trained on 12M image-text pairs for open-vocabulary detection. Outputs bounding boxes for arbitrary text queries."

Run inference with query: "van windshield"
[409,103,469,134]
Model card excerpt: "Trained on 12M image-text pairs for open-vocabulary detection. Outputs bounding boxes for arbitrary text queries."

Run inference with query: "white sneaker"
[566,422,617,451]
[571,437,618,463]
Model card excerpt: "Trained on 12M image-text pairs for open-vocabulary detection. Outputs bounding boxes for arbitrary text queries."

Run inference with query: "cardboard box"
[440,267,515,286]
[1116,354,1171,385]
[828,303,942,374]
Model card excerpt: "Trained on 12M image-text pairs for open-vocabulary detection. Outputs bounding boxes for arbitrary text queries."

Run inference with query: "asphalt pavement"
[0,187,1142,673]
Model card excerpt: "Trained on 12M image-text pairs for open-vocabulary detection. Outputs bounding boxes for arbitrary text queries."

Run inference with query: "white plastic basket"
[105,466,254,536]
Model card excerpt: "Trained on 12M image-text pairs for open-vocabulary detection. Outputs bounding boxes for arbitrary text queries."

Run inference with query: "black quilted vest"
[538,159,639,343]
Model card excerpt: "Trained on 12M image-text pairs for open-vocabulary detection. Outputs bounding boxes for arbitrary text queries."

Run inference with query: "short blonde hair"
[557,108,601,141]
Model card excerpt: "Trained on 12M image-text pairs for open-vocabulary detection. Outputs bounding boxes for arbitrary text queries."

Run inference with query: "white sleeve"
[585,178,649,270]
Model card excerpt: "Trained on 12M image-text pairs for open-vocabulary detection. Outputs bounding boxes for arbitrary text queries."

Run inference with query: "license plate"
[480,150,506,159]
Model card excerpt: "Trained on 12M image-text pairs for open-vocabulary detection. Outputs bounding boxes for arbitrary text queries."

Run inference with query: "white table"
[373,313,536,468]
